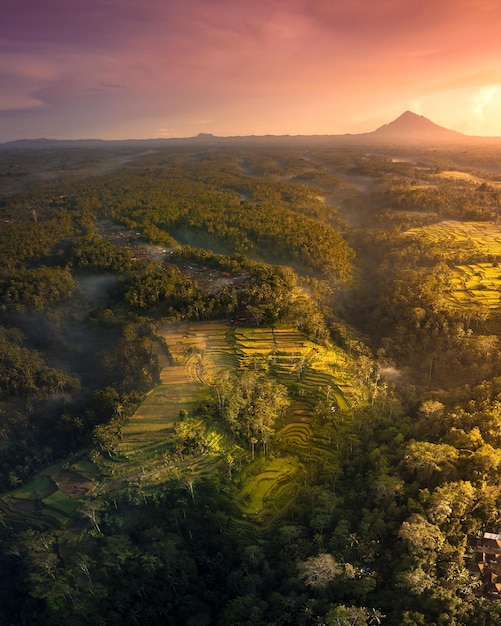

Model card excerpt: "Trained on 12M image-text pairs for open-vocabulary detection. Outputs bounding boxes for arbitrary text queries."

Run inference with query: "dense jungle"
[2,136,501,625]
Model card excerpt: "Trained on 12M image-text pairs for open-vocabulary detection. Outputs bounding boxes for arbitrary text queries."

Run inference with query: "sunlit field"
[407,220,501,309]
[111,322,356,528]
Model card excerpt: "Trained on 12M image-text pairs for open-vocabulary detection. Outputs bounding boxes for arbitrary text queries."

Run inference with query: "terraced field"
[407,221,501,310]
[114,322,355,530]
[1,322,356,532]
[448,263,501,310]
[236,457,298,521]
[0,455,99,529]
[407,220,501,255]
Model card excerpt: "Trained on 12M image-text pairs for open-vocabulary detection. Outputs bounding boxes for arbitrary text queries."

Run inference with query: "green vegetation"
[403,221,501,310]
[4,139,501,624]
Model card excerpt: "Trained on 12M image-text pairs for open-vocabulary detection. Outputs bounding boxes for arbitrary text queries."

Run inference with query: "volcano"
[367,110,466,143]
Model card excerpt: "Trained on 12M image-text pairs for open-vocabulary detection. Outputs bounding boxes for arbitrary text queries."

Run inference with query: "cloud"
[0,88,45,111]
[472,85,499,119]
[157,128,177,137]
[3,0,501,139]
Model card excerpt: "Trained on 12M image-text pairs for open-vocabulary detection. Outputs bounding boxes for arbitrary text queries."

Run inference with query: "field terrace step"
[98,321,353,534]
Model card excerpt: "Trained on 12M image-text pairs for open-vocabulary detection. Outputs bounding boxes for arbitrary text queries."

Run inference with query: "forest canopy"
[2,139,501,624]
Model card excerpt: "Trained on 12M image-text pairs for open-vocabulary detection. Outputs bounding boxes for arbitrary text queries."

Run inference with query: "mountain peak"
[370,111,465,143]
[399,110,422,119]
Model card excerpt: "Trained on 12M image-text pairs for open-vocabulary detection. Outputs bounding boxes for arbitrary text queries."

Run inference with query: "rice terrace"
[114,322,355,530]
[407,220,501,310]
[0,322,356,532]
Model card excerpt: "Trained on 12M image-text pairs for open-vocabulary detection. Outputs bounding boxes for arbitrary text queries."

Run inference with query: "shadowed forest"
[2,137,501,624]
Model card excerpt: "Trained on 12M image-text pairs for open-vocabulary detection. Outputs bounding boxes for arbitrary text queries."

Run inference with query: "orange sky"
[2,0,501,141]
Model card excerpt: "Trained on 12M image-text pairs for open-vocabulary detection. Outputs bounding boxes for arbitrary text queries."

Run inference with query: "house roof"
[484,532,501,541]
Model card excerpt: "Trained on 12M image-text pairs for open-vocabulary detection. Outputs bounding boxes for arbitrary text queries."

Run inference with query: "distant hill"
[0,138,109,149]
[1,111,498,148]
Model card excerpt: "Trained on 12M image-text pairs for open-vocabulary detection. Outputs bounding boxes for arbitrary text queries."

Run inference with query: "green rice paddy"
[113,321,355,530]
[0,456,96,529]
[0,321,356,532]
[407,220,501,311]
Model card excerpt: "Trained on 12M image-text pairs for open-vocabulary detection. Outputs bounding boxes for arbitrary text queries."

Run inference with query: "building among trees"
[468,532,501,599]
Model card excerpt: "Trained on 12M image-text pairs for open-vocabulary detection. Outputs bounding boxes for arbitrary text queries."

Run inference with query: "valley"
[2,128,501,624]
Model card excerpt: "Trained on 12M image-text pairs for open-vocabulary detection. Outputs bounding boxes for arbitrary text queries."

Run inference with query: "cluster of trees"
[0,194,161,496]
[59,159,354,279]
[375,180,499,221]
[118,253,300,327]
[352,246,501,388]
[63,231,133,272]
[211,370,290,456]
[0,214,74,271]
[0,326,78,399]
[101,322,160,395]
[0,318,155,491]
[369,263,489,382]
[120,262,205,314]
[0,266,76,312]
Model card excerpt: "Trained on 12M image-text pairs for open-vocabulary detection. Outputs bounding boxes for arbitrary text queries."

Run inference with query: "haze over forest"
[3,122,501,624]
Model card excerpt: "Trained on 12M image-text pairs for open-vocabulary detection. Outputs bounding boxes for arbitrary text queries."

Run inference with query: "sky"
[2,0,501,141]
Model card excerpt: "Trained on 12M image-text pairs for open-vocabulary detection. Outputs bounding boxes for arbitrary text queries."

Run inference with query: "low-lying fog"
[77,274,119,302]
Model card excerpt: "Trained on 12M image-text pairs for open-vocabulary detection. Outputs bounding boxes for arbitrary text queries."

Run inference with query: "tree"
[298,553,343,589]
[465,443,501,482]
[93,419,122,457]
[425,480,475,526]
[403,441,459,486]
[373,473,404,507]
[325,604,376,626]
[418,400,445,420]
[80,502,103,533]
[398,514,446,559]
[213,370,289,455]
